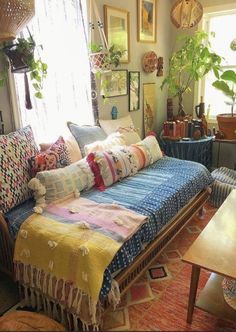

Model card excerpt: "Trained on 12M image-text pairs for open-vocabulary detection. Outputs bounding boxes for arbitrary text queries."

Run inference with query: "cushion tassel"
[48,275,53,298]
[46,299,52,317]
[30,288,36,308]
[67,312,72,331]
[54,278,59,299]
[24,286,29,307]
[53,303,60,321]
[61,280,66,302]
[68,285,74,309]
[60,306,66,326]
[24,265,29,284]
[36,291,42,311]
[43,273,47,295]
[73,314,79,332]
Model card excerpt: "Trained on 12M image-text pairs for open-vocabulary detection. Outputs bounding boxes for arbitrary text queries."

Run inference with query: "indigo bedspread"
[6,157,213,299]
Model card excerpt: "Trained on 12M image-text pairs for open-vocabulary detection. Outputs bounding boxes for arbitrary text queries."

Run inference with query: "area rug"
[102,203,236,331]
[0,272,19,315]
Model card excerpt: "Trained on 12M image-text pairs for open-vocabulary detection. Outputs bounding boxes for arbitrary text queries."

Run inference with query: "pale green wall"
[95,0,173,137]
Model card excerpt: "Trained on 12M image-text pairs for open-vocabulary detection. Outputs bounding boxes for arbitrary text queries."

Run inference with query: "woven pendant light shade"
[0,0,35,41]
[171,0,203,29]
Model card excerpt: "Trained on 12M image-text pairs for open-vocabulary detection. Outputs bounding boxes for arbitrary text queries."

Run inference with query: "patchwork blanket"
[14,197,148,327]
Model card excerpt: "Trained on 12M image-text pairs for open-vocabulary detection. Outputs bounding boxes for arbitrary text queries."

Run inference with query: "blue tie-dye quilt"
[6,157,213,299]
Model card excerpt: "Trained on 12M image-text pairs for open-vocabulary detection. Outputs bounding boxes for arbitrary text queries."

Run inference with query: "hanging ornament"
[0,0,35,41]
[230,38,236,51]
[170,0,203,29]
[142,51,158,73]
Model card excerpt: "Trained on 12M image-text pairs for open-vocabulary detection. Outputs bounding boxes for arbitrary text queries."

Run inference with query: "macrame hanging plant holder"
[0,0,35,41]
[89,0,110,74]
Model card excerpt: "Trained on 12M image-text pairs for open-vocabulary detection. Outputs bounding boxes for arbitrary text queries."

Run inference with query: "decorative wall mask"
[142,51,158,73]
[170,0,203,29]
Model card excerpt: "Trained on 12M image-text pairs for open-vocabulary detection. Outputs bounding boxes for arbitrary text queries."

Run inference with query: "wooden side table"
[182,189,236,323]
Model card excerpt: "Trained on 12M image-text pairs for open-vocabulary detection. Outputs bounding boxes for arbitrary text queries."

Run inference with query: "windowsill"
[207,118,218,124]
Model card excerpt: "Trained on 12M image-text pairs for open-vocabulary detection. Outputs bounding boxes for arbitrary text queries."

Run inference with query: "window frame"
[195,5,236,123]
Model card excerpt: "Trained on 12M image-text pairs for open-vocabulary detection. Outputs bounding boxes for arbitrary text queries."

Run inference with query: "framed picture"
[143,83,156,135]
[104,5,130,63]
[129,71,140,112]
[137,0,157,43]
[100,70,128,98]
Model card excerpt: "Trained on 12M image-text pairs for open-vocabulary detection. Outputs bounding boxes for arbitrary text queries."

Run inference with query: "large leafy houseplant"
[212,69,236,139]
[161,31,223,118]
[212,70,236,117]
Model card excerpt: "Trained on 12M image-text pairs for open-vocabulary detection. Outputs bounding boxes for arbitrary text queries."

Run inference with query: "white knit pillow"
[84,132,126,155]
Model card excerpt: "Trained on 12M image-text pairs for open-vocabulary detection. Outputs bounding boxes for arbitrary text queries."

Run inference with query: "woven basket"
[0,0,35,41]
[171,0,203,29]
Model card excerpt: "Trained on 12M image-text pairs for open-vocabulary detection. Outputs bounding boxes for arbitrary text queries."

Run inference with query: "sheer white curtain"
[14,0,94,143]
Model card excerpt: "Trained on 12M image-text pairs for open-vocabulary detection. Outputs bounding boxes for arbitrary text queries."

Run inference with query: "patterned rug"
[102,203,236,331]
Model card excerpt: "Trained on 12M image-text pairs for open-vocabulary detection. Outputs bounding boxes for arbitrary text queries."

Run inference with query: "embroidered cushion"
[67,122,107,157]
[35,158,95,203]
[129,136,163,170]
[84,132,126,155]
[40,135,82,164]
[116,126,141,145]
[99,115,135,135]
[29,136,70,176]
[87,146,138,190]
[0,126,38,213]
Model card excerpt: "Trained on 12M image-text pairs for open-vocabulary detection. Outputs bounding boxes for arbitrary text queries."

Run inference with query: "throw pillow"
[87,146,138,190]
[116,126,141,145]
[0,126,38,213]
[84,132,126,155]
[67,122,107,157]
[40,135,82,164]
[99,115,135,135]
[35,158,95,203]
[29,136,70,176]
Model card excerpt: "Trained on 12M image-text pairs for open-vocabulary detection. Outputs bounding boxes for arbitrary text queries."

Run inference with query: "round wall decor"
[142,51,158,73]
[171,0,203,29]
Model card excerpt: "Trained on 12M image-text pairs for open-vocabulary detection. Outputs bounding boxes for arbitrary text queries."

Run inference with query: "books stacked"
[163,119,204,139]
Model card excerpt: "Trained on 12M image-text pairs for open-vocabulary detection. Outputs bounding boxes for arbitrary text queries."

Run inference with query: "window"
[200,10,236,120]
[12,0,94,143]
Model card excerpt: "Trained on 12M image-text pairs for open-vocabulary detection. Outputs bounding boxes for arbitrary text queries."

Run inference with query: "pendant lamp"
[171,0,203,29]
[0,0,35,41]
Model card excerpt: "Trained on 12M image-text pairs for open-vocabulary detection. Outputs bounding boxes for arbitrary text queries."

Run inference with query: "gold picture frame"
[104,5,130,63]
[143,83,156,135]
[137,0,157,43]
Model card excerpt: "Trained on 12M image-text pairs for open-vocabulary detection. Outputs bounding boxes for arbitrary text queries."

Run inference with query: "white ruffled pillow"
[84,132,126,155]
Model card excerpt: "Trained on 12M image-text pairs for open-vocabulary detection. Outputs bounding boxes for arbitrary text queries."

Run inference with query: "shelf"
[196,273,236,322]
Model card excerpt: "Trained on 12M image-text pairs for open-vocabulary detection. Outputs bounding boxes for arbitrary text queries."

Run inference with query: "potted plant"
[0,31,47,108]
[212,70,236,139]
[89,43,126,74]
[161,31,223,119]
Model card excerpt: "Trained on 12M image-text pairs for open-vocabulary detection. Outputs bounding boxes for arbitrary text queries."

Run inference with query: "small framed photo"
[129,71,140,112]
[137,0,157,43]
[100,70,128,98]
[104,5,130,63]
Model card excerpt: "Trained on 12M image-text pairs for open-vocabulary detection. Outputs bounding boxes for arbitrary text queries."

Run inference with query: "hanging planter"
[1,29,47,109]
[89,44,111,74]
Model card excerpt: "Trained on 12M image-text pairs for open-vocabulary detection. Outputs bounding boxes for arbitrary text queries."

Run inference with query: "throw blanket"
[14,197,147,327]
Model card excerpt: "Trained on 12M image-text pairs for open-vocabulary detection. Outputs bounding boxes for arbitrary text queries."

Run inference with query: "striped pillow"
[87,146,138,190]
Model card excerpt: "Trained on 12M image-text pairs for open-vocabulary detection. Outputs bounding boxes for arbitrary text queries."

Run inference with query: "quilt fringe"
[15,262,120,331]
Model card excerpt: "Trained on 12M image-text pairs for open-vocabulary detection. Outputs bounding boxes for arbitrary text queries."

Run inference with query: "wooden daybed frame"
[0,188,209,326]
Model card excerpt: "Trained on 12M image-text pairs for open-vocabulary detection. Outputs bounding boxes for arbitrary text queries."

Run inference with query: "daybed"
[0,124,213,330]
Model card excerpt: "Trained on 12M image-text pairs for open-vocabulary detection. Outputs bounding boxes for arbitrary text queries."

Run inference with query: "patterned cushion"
[87,146,138,190]
[84,132,126,155]
[116,126,141,145]
[35,158,94,203]
[0,126,38,213]
[67,122,107,157]
[29,136,70,176]
[129,136,163,170]
[40,135,82,164]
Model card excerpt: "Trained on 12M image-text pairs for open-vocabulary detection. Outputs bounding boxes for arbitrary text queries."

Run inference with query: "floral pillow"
[87,146,138,190]
[29,136,70,176]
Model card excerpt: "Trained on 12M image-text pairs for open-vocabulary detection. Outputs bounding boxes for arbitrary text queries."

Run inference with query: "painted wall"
[95,0,173,137]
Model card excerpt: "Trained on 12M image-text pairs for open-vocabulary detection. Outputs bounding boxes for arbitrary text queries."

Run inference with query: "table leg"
[187,265,200,324]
